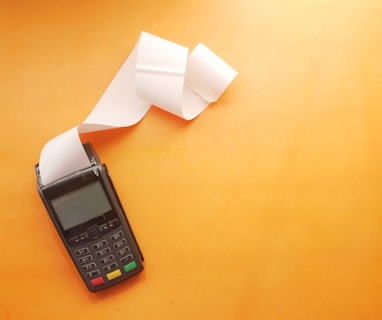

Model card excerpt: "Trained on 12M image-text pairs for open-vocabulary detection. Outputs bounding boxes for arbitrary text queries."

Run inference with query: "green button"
[123,261,137,273]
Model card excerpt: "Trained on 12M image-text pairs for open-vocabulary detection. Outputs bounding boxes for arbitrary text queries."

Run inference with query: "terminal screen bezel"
[43,170,119,240]
[51,181,112,231]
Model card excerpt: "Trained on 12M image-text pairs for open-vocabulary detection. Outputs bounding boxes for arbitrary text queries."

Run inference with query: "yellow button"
[106,269,122,281]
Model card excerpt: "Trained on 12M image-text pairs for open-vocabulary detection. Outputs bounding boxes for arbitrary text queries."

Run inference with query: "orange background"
[1,0,382,319]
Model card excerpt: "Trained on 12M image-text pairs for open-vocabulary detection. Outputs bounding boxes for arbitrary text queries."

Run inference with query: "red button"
[90,276,104,286]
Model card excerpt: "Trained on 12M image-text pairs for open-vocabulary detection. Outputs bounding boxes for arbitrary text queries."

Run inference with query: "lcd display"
[51,181,112,230]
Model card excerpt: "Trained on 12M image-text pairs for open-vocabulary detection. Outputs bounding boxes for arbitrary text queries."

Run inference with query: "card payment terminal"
[35,143,144,292]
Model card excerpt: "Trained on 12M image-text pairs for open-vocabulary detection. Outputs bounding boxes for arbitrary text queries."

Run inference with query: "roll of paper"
[39,32,237,186]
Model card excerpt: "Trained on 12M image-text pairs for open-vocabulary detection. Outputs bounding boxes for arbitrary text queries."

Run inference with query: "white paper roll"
[39,32,237,186]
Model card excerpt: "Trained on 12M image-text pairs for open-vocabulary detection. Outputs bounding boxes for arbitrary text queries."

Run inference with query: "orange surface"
[1,0,382,319]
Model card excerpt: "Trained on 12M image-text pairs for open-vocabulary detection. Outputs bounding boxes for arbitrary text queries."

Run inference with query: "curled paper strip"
[39,32,237,186]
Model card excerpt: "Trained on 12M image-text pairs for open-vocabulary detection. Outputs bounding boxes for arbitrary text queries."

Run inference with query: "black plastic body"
[35,143,143,292]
